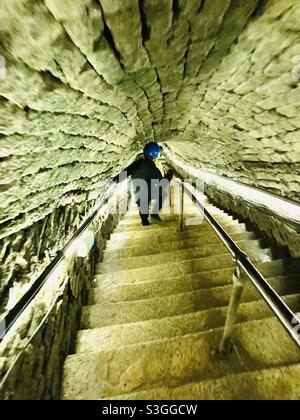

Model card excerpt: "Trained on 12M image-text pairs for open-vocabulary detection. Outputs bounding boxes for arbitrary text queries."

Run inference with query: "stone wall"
[2,0,300,242]
[1,200,100,316]
[0,192,126,400]
[0,0,300,398]
[1,2,299,274]
[164,0,300,203]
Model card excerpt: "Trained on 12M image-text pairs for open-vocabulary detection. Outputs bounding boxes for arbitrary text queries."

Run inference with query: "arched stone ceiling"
[0,0,300,241]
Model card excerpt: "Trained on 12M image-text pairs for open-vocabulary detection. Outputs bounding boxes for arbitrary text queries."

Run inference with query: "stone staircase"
[62,191,300,400]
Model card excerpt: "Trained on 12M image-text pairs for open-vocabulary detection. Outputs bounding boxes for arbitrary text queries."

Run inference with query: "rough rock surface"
[1,0,299,237]
[0,195,126,400]
[0,0,300,398]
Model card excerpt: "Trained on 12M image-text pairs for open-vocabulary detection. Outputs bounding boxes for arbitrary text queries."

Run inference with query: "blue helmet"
[143,142,160,159]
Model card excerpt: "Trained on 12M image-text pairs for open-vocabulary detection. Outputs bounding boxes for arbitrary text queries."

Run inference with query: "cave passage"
[0,0,300,401]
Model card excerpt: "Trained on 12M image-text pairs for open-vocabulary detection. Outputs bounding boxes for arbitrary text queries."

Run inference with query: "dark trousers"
[136,189,165,223]
[133,179,170,224]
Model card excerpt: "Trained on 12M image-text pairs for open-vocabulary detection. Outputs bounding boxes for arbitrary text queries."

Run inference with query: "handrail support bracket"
[219,263,246,356]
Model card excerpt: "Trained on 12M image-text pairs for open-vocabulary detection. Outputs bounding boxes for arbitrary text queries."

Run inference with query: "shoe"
[150,214,162,223]
[141,219,150,226]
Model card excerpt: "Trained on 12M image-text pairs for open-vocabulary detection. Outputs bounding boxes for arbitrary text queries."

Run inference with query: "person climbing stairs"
[61,187,300,400]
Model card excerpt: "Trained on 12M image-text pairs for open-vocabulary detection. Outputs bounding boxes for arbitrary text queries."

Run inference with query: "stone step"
[122,207,218,218]
[117,213,235,229]
[119,213,193,226]
[106,228,251,251]
[108,364,300,400]
[90,275,300,304]
[76,295,300,354]
[99,240,272,272]
[96,253,235,287]
[125,195,207,207]
[125,201,201,213]
[109,222,247,242]
[95,266,235,290]
[83,277,300,328]
[101,244,230,272]
[62,317,300,399]
[95,257,298,289]
[122,205,225,224]
[104,231,256,256]
[114,216,241,233]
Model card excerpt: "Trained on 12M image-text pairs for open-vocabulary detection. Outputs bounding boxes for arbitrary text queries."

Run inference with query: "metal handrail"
[176,178,300,352]
[0,183,118,342]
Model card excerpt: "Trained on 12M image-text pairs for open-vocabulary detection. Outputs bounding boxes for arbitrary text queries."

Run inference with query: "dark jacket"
[125,159,163,203]
[123,158,173,204]
[125,158,163,183]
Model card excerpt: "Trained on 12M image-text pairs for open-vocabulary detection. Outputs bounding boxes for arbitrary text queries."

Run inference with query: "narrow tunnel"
[0,0,300,400]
